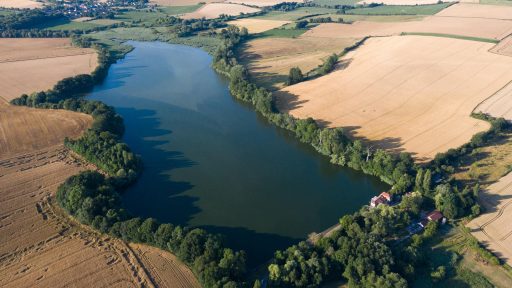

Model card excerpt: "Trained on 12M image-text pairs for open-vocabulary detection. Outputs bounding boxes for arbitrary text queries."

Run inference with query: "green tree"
[422,169,432,193]
[435,184,458,219]
[415,168,424,191]
[287,67,304,85]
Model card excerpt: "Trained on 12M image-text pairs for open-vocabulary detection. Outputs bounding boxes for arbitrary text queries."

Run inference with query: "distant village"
[41,0,149,19]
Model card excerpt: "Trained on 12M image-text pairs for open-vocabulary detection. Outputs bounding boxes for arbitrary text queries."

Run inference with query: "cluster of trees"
[319,53,339,75]
[429,115,511,176]
[57,171,247,287]
[155,16,226,37]
[287,67,304,85]
[0,9,61,30]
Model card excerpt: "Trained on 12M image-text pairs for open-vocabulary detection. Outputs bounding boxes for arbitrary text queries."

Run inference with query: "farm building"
[370,192,392,208]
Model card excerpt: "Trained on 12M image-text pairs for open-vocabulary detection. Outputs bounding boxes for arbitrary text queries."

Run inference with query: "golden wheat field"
[0,38,97,103]
[181,3,260,19]
[468,172,512,266]
[277,35,512,161]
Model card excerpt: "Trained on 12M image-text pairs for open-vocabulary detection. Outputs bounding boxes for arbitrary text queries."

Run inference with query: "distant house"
[426,210,446,224]
[370,192,392,208]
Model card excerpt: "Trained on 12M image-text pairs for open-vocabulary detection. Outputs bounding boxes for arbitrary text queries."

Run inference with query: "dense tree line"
[57,171,247,287]
[211,25,500,287]
[0,9,61,30]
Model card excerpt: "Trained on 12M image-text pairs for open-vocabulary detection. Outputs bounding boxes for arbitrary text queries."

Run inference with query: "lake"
[88,41,388,266]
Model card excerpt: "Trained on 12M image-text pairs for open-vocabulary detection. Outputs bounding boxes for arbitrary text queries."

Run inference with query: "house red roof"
[380,192,392,201]
[427,211,444,222]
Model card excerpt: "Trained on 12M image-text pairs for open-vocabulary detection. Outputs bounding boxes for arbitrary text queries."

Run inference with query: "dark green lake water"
[89,41,388,266]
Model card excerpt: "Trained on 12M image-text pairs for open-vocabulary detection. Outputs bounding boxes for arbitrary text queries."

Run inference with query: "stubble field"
[276,35,512,161]
[303,16,512,41]
[468,172,512,266]
[181,3,260,19]
[0,0,42,9]
[240,36,358,89]
[227,18,290,33]
[0,38,97,103]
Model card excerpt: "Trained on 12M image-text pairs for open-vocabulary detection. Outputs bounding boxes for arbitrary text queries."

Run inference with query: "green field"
[255,7,338,21]
[306,13,422,22]
[480,0,512,5]
[88,27,221,54]
[401,32,500,44]
[252,27,308,38]
[345,3,453,15]
[159,5,202,15]
[312,0,358,6]
[35,17,110,31]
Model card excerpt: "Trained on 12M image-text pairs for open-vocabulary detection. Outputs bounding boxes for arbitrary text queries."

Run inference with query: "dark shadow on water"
[200,225,301,269]
[115,106,202,225]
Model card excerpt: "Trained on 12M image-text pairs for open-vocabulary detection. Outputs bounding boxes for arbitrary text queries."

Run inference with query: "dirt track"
[277,35,512,161]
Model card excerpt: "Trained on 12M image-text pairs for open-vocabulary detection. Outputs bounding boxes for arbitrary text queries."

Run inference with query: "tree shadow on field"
[116,106,201,225]
[273,90,310,111]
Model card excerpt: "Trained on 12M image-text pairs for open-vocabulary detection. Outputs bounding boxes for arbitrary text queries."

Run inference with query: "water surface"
[89,41,388,266]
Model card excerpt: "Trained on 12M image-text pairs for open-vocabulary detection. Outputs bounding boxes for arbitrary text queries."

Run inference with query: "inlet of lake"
[88,41,388,267]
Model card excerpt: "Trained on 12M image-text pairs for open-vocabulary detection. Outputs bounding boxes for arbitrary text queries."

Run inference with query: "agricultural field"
[130,244,201,288]
[0,0,42,9]
[228,0,303,6]
[240,36,357,89]
[254,7,337,21]
[0,105,91,156]
[436,2,512,19]
[468,172,512,266]
[475,82,512,121]
[304,15,512,40]
[227,18,290,33]
[346,2,452,15]
[358,0,456,4]
[150,0,215,6]
[277,35,512,161]
[0,38,97,103]
[181,3,260,19]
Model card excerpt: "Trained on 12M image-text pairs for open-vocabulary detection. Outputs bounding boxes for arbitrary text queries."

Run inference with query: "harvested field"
[277,36,512,160]
[0,111,200,287]
[0,146,154,288]
[181,3,260,19]
[0,38,97,103]
[227,18,290,33]
[475,81,512,121]
[131,244,201,288]
[0,0,42,9]
[0,104,91,156]
[228,0,303,7]
[240,36,358,89]
[303,16,512,40]
[436,3,512,20]
[358,0,456,5]
[468,172,512,266]
[491,35,512,57]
